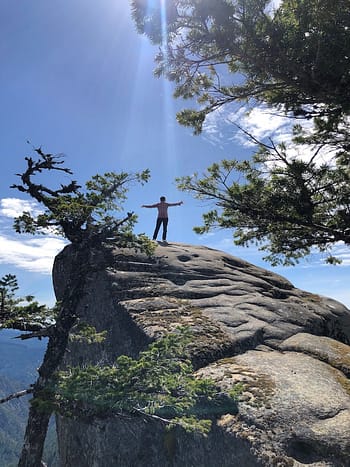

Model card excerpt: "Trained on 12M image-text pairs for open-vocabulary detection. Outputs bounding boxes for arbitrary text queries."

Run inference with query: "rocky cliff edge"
[53,242,350,467]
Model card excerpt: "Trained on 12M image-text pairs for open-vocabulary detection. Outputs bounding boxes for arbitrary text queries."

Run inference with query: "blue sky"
[0,0,349,308]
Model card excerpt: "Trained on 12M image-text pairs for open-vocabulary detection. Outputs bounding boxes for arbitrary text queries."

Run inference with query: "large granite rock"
[53,242,350,466]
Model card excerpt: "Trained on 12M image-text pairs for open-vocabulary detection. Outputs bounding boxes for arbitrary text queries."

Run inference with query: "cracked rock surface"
[53,242,350,467]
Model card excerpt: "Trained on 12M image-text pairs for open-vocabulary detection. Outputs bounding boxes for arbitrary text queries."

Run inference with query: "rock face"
[53,242,350,467]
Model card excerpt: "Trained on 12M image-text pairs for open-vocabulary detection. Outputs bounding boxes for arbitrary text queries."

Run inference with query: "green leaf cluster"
[131,0,350,136]
[0,274,19,316]
[53,328,240,433]
[177,143,349,265]
[11,149,153,253]
[69,323,107,345]
[0,273,52,330]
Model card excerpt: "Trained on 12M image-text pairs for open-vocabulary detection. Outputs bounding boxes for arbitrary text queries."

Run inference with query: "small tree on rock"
[6,148,153,467]
[0,274,19,316]
[0,273,50,332]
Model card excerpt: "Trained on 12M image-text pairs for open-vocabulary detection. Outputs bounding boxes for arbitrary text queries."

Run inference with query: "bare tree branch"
[14,326,55,340]
[0,388,33,404]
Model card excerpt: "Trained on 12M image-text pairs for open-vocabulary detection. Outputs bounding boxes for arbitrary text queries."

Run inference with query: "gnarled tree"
[6,148,153,467]
[11,148,152,247]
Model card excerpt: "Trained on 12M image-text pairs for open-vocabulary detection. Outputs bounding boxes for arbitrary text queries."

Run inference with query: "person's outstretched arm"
[167,201,183,207]
[141,203,158,208]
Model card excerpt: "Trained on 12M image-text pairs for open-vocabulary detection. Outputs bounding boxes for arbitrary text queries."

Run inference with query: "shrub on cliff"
[53,328,241,434]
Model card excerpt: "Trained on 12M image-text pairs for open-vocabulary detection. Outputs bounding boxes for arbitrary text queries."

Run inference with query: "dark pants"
[153,217,168,241]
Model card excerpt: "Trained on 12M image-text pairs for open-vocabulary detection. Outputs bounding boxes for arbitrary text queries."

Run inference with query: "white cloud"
[0,198,42,218]
[227,106,295,147]
[202,104,297,150]
[0,234,66,274]
[203,104,338,167]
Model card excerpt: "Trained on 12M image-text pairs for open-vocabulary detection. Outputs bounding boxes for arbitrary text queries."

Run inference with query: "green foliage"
[177,141,350,265]
[11,148,154,254]
[0,273,52,330]
[131,0,350,136]
[53,328,240,433]
[69,323,107,345]
[0,274,19,315]
[0,274,18,293]
[167,416,212,434]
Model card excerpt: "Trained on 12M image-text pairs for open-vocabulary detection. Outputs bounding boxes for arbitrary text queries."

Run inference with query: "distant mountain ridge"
[0,375,29,467]
[0,330,45,382]
[0,330,46,466]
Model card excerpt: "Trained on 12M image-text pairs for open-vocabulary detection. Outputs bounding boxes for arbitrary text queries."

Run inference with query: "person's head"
[160,196,166,202]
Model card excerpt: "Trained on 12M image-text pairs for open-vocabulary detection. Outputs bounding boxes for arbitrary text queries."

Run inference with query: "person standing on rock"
[141,196,183,242]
